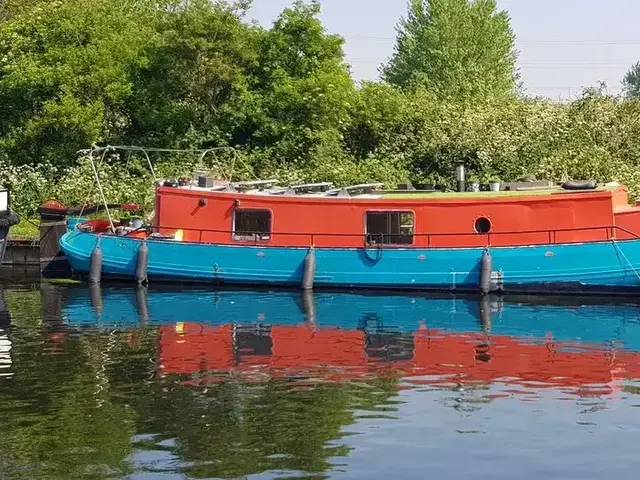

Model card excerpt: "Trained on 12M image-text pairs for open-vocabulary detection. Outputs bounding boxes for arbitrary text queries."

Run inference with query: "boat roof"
[166,179,621,200]
[378,185,618,199]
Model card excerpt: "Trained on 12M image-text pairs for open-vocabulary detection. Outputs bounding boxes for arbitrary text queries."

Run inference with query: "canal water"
[1,280,640,479]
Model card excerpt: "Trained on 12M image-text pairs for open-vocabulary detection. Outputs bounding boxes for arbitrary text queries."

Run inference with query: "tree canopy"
[3,0,640,214]
[623,61,640,99]
[381,0,520,102]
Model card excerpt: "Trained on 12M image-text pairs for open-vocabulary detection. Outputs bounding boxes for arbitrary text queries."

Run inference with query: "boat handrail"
[179,184,230,192]
[325,183,385,197]
[265,182,335,196]
[289,182,334,192]
[119,223,640,248]
[232,179,279,191]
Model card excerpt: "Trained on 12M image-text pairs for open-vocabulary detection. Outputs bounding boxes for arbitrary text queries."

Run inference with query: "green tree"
[0,0,158,166]
[125,0,261,148]
[381,0,519,102]
[623,61,640,99]
[248,0,356,173]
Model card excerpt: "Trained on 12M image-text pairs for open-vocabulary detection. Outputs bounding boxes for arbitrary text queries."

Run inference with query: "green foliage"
[7,218,39,240]
[0,160,56,215]
[3,0,640,213]
[125,0,262,148]
[623,62,640,99]
[0,0,157,165]
[381,0,519,102]
[246,0,355,166]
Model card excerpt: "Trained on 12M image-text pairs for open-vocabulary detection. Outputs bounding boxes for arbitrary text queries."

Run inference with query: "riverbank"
[3,219,40,270]
[8,220,39,241]
[1,239,39,268]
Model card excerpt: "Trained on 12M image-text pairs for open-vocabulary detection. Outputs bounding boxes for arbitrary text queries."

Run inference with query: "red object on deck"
[78,219,112,233]
[120,203,141,211]
[40,199,69,212]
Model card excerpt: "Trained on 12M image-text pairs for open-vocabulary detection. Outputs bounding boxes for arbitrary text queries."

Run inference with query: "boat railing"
[268,182,335,196]
[231,179,279,193]
[130,223,640,248]
[325,183,385,197]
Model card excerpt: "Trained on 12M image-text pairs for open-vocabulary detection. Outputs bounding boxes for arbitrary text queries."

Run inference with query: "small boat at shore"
[57,146,640,294]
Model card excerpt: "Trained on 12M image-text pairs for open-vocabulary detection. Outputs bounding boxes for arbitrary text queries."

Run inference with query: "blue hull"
[59,230,640,293]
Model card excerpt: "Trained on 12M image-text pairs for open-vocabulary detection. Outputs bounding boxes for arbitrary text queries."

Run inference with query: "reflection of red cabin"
[411,329,633,396]
[159,324,235,373]
[267,326,366,379]
[158,323,640,396]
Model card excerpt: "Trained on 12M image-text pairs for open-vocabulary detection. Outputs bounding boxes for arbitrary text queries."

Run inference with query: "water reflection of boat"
[0,286,11,376]
[59,286,640,393]
[0,286,8,327]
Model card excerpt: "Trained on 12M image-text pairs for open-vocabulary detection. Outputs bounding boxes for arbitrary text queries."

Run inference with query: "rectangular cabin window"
[366,211,414,245]
[233,209,272,241]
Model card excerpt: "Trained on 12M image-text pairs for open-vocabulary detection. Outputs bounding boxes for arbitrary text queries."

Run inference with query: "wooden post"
[38,206,72,278]
[0,226,8,267]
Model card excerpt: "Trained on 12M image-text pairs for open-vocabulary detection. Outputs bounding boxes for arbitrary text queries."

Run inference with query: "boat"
[57,146,640,294]
[0,188,20,267]
[58,286,640,393]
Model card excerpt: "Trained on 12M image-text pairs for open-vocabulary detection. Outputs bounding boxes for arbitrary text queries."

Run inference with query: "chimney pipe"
[456,164,466,192]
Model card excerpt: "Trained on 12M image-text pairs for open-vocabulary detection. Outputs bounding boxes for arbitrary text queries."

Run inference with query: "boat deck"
[172,178,618,200]
[379,185,617,200]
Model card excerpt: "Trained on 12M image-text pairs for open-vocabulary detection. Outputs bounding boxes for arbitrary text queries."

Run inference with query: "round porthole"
[474,217,492,234]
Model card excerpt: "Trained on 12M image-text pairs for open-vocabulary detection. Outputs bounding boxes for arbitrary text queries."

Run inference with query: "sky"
[248,0,640,100]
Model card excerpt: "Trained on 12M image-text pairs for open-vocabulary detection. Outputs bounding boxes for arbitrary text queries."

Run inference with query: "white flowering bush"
[0,155,158,218]
[0,160,57,216]
[0,149,250,220]
[55,156,155,211]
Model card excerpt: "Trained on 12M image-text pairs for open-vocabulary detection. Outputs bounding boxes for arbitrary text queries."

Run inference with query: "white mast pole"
[89,146,116,232]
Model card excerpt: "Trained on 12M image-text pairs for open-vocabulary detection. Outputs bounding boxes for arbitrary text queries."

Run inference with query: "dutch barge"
[55,146,640,294]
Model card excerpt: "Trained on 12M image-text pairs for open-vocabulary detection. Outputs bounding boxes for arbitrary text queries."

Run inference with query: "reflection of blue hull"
[60,229,640,293]
[61,286,640,351]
